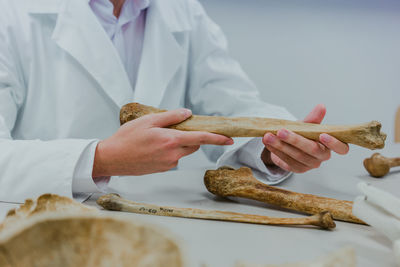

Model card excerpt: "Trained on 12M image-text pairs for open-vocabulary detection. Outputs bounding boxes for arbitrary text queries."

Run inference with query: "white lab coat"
[0,0,295,203]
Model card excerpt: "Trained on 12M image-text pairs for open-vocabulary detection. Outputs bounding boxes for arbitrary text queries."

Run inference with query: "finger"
[146,109,192,128]
[265,144,309,173]
[270,153,291,171]
[177,131,234,146]
[320,134,349,155]
[179,145,201,157]
[303,104,326,124]
[276,129,331,161]
[263,133,321,168]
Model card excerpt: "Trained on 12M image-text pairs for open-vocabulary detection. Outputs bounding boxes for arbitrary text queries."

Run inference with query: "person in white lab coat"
[0,0,349,203]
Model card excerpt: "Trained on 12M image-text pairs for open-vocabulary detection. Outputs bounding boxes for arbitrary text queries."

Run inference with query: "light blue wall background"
[199,0,399,140]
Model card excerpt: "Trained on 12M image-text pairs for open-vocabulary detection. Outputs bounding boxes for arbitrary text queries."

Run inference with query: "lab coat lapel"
[133,1,185,107]
[49,0,133,108]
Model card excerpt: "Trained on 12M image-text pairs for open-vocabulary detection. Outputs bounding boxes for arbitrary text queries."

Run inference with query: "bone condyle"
[120,103,386,150]
[204,167,364,224]
[364,153,400,178]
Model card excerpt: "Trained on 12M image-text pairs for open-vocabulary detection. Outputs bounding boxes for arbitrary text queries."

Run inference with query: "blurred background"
[182,0,400,167]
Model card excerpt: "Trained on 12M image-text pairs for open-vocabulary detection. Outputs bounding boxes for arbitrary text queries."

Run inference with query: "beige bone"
[204,167,364,224]
[364,153,400,178]
[120,103,386,150]
[97,194,336,230]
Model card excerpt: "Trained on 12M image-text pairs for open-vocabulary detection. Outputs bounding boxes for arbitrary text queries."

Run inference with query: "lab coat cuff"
[72,140,109,195]
[250,137,293,184]
[217,137,293,185]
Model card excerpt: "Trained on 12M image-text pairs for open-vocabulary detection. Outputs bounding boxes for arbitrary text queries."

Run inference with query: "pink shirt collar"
[89,0,149,27]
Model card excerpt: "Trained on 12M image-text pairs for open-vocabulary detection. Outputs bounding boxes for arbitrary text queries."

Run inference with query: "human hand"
[262,104,349,173]
[92,108,233,178]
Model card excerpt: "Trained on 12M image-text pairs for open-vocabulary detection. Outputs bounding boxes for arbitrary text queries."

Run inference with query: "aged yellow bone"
[97,193,336,230]
[364,153,400,178]
[0,194,184,267]
[204,167,364,224]
[120,103,386,150]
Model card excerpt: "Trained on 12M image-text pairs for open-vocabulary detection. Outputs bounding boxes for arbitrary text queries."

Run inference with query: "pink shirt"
[89,0,149,87]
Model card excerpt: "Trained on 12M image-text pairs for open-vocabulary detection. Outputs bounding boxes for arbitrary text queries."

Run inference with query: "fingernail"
[278,129,289,139]
[180,109,192,118]
[225,139,234,145]
[265,134,276,144]
[320,134,331,143]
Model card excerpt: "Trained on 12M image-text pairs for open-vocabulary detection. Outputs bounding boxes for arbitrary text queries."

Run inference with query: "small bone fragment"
[97,194,336,230]
[204,167,364,224]
[120,103,386,150]
[235,246,356,267]
[363,153,400,178]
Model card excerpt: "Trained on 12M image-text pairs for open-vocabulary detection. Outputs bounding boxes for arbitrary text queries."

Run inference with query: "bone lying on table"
[364,153,400,178]
[97,194,336,230]
[204,167,364,224]
[120,103,386,150]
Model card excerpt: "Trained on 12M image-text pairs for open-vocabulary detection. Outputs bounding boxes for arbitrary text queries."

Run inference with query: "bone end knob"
[359,121,386,150]
[120,103,165,125]
[204,166,257,197]
[97,193,124,211]
[315,211,336,229]
[364,153,400,178]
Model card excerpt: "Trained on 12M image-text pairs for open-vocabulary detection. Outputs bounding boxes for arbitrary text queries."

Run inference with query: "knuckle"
[199,136,207,145]
[147,114,160,126]
[312,162,321,169]
[292,150,304,161]
[192,145,201,152]
[324,151,332,161]
[274,140,284,150]
[169,160,179,169]
[199,133,214,145]
[290,135,300,145]
[170,152,181,162]
[310,144,321,155]
[164,136,179,149]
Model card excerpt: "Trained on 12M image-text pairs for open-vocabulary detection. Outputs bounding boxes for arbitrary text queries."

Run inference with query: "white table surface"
[1,143,399,266]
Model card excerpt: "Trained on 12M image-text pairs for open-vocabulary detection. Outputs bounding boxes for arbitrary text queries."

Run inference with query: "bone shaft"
[108,198,321,227]
[233,185,363,224]
[172,116,369,148]
[389,158,400,167]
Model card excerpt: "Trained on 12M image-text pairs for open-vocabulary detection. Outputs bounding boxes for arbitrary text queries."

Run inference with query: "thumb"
[303,104,326,124]
[148,108,192,128]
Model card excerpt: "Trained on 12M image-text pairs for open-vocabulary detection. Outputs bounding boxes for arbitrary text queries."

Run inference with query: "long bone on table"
[97,193,336,230]
[120,103,386,150]
[204,167,364,224]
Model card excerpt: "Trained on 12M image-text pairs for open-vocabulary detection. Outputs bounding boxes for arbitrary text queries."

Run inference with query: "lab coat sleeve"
[186,0,296,183]
[72,140,110,194]
[0,21,97,203]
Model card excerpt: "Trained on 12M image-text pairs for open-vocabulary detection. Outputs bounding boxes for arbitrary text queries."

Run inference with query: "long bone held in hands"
[97,194,336,230]
[204,167,365,224]
[120,103,386,150]
[364,153,400,178]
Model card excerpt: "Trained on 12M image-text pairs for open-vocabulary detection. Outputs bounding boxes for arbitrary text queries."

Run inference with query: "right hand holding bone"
[92,108,233,178]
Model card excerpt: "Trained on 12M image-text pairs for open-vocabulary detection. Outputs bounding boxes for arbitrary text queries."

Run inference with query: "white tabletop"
[1,143,399,266]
